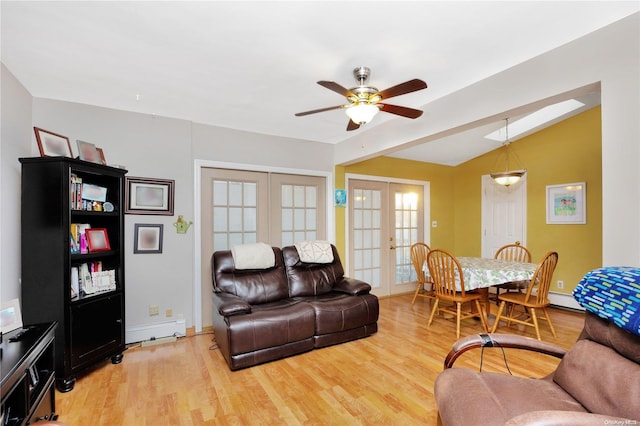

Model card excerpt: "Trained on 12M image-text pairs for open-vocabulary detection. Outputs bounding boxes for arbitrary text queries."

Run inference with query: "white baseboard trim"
[549,291,584,311]
[126,319,186,344]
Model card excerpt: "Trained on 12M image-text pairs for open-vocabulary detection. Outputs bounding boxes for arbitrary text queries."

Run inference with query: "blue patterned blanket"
[573,266,640,336]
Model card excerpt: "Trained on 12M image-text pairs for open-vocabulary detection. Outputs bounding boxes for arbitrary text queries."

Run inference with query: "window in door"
[348,178,428,297]
[200,167,327,328]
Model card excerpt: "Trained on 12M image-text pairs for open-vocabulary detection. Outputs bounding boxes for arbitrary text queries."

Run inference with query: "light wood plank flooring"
[55,294,584,425]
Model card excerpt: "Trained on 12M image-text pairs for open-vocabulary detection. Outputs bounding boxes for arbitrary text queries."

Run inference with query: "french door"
[348,178,427,297]
[200,168,327,328]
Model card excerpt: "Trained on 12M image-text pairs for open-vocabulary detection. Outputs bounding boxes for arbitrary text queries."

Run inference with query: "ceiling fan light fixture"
[345,103,379,125]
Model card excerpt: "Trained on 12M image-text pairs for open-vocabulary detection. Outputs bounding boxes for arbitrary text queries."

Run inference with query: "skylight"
[485,99,585,142]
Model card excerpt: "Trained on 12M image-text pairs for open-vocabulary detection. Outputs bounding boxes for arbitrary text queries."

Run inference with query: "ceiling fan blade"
[347,119,360,131]
[376,79,427,100]
[379,103,423,119]
[318,81,355,98]
[295,105,345,117]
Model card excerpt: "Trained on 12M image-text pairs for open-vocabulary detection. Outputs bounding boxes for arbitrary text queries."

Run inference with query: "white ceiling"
[2,1,637,165]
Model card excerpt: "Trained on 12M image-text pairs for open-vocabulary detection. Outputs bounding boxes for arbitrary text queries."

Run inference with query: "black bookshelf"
[20,157,127,392]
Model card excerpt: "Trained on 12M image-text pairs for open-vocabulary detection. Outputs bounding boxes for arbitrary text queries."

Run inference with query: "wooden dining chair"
[426,249,489,339]
[410,242,435,305]
[493,242,532,302]
[491,251,559,340]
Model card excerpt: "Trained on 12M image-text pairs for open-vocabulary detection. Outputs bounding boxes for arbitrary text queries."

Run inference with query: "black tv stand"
[1,322,58,425]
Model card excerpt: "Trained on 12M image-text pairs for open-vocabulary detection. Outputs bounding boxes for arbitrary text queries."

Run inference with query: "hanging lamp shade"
[490,169,527,186]
[490,118,527,186]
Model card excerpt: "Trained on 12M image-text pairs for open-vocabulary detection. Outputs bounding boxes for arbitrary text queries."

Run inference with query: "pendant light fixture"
[490,118,527,186]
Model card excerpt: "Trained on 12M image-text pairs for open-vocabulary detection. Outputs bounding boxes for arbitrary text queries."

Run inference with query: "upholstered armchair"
[434,267,640,425]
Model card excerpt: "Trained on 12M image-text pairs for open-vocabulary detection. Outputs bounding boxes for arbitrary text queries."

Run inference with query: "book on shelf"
[70,223,91,254]
[70,173,108,211]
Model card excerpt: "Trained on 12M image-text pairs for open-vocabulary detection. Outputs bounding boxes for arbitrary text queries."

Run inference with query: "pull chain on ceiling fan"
[295,67,428,131]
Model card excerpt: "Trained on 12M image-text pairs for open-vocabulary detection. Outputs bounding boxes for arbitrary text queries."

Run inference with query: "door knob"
[390,245,396,250]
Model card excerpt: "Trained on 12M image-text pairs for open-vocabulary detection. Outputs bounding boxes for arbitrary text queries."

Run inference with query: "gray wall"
[12,96,335,334]
[1,64,32,303]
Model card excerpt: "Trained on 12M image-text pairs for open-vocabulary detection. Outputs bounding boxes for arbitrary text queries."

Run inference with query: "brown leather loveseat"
[211,243,379,370]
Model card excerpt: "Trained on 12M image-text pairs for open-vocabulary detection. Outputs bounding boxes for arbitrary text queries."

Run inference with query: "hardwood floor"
[55,295,585,425]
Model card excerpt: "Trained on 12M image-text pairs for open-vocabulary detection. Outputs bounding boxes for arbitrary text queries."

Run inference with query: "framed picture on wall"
[125,177,175,215]
[134,224,163,254]
[546,182,586,224]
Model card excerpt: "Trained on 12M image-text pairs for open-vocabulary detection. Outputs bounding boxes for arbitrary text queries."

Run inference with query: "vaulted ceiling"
[2,1,637,165]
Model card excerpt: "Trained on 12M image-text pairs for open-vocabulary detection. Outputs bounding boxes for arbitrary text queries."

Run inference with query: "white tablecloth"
[424,256,537,292]
[458,257,536,291]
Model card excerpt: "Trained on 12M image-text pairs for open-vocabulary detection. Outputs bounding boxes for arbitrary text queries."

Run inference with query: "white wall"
[1,64,32,304]
[192,123,334,171]
[336,13,640,266]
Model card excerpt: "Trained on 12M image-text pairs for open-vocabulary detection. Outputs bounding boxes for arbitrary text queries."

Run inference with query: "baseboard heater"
[489,288,585,311]
[548,291,584,311]
[126,319,186,344]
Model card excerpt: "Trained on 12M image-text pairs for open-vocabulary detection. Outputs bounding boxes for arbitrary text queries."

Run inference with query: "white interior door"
[348,179,426,297]
[481,174,527,258]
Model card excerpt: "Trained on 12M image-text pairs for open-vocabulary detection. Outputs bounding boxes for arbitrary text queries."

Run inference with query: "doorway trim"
[193,159,334,332]
[344,173,431,273]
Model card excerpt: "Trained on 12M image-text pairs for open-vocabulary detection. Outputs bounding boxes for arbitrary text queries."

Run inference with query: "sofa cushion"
[305,293,379,335]
[283,244,344,297]
[553,339,640,419]
[212,247,289,304]
[435,368,587,425]
[226,299,315,355]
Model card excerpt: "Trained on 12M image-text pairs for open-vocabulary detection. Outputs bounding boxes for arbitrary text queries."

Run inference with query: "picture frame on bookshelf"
[34,127,73,158]
[81,183,108,202]
[86,228,111,252]
[96,147,107,165]
[125,177,175,215]
[76,140,101,163]
[134,224,163,254]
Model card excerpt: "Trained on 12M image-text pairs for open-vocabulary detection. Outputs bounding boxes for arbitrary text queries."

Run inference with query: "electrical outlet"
[166,309,173,317]
[149,304,159,316]
[557,280,564,289]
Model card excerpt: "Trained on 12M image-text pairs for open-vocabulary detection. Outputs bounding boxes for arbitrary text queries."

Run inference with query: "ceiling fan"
[295,67,428,131]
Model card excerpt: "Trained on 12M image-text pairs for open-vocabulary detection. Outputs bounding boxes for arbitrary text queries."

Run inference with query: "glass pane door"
[270,174,326,247]
[348,179,426,297]
[350,182,384,291]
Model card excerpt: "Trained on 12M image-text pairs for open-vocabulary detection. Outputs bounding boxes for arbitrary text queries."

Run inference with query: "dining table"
[425,256,537,318]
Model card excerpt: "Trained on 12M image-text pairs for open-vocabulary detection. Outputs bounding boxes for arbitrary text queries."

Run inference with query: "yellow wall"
[334,157,454,258]
[335,107,602,294]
